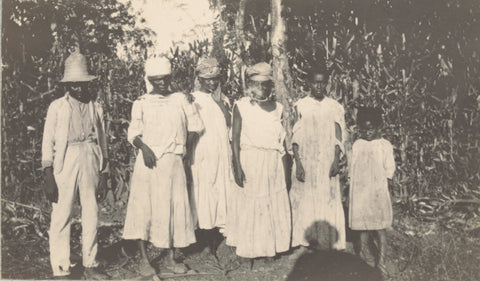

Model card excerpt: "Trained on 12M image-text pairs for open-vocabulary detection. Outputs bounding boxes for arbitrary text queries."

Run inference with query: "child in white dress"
[349,107,395,272]
[229,63,291,259]
[123,57,204,275]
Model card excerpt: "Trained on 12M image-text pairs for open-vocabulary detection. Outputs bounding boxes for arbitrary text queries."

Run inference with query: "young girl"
[189,57,233,256]
[122,57,204,275]
[349,107,395,272]
[290,65,346,255]
[229,62,291,259]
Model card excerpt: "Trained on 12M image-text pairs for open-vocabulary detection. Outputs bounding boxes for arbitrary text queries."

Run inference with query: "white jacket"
[42,94,108,174]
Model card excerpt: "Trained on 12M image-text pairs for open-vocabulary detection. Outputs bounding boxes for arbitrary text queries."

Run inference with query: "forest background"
[2,0,480,280]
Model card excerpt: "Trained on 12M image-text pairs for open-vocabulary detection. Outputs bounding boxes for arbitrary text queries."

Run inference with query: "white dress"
[190,91,234,230]
[290,96,347,250]
[349,138,395,230]
[227,97,291,258]
[122,93,204,248]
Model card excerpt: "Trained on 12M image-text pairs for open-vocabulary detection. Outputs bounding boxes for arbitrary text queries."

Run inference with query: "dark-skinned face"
[148,75,171,95]
[65,82,91,103]
[248,80,273,101]
[199,77,220,94]
[310,73,328,100]
[359,120,380,141]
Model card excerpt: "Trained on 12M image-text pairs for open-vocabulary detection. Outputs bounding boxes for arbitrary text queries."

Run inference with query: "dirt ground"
[2,200,480,281]
[1,229,384,281]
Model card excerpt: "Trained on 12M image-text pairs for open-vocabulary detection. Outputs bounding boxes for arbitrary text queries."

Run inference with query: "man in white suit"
[42,49,109,280]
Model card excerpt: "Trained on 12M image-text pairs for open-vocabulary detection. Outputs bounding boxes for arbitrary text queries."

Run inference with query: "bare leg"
[237,256,254,268]
[209,228,224,259]
[167,249,175,265]
[197,229,210,254]
[164,249,188,274]
[353,231,362,256]
[357,231,377,266]
[356,231,369,260]
[138,240,149,263]
[137,240,156,276]
[374,230,387,268]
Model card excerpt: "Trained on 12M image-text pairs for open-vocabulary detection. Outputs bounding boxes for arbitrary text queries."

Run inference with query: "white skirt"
[190,152,230,230]
[122,153,196,248]
[227,147,291,258]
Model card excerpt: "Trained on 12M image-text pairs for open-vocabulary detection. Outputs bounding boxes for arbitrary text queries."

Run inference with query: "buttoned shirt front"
[42,94,108,174]
[67,96,96,143]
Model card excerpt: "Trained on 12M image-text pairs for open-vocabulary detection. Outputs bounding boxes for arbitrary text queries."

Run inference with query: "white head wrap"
[144,57,171,92]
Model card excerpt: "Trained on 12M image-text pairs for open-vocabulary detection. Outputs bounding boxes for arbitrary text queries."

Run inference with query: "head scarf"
[194,57,222,98]
[144,57,171,93]
[246,62,273,82]
[196,57,221,79]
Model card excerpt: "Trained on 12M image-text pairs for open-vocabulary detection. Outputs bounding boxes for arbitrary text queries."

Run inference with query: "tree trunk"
[210,3,228,102]
[235,0,247,91]
[211,4,227,61]
[271,0,293,141]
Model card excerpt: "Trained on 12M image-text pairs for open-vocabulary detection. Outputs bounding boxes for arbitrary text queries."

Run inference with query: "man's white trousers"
[49,141,101,276]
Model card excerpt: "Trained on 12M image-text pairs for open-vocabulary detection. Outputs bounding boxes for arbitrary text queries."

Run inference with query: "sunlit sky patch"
[127,0,216,55]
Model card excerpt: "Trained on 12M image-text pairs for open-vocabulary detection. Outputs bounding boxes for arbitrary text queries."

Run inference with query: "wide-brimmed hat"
[60,50,96,82]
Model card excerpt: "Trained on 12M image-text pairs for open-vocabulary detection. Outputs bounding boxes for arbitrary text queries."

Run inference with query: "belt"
[68,138,98,145]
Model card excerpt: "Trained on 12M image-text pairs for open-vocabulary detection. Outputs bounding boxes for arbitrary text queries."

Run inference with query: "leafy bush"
[215,0,480,204]
[2,0,479,212]
[1,0,152,206]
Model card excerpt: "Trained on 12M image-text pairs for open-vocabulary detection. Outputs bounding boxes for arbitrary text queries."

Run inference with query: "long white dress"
[349,138,395,230]
[227,97,291,258]
[123,93,204,248]
[290,96,347,250]
[190,91,234,230]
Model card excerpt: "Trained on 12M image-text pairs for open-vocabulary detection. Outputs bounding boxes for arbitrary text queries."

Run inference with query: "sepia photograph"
[1,0,479,280]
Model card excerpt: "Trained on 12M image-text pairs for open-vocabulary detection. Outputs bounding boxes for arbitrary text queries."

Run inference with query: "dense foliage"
[211,0,480,209]
[1,0,152,207]
[284,0,480,205]
[2,0,479,215]
[1,1,479,280]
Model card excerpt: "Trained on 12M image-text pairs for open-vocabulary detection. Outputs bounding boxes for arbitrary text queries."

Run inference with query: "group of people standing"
[42,51,396,280]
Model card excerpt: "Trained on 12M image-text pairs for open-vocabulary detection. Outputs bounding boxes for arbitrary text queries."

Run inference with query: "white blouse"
[235,97,285,153]
[128,92,204,158]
